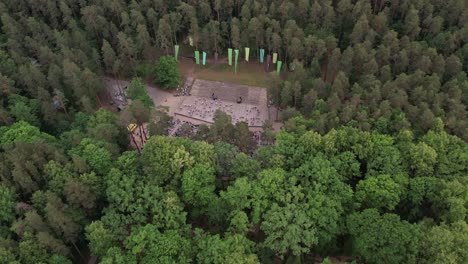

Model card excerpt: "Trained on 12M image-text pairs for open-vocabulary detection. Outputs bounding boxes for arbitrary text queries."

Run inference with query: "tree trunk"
[130,133,141,155]
[0,114,10,125]
[111,72,122,95]
[72,241,84,260]
[59,97,71,120]
[214,32,218,55]
[256,41,259,64]
[266,54,271,71]
[284,50,288,66]
[114,73,123,96]
[141,123,148,140]
[323,58,329,82]
[95,92,102,107]
[138,125,145,144]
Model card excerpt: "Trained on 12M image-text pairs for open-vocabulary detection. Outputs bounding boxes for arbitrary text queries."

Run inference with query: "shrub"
[153,56,181,89]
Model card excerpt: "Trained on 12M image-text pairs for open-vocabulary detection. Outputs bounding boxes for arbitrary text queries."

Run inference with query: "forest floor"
[103,77,177,115]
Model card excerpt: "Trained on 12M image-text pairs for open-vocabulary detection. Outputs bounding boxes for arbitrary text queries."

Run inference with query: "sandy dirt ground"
[175,79,269,127]
[103,77,183,117]
[104,76,276,129]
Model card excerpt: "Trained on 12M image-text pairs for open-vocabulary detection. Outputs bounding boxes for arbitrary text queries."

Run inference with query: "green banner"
[195,50,200,65]
[277,60,282,73]
[245,47,250,62]
[234,49,239,74]
[202,52,207,65]
[228,48,233,66]
[273,53,278,64]
[174,45,179,61]
[260,49,265,63]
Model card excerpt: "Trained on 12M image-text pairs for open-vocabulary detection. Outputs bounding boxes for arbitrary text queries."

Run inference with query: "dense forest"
[1,112,467,263]
[0,0,467,263]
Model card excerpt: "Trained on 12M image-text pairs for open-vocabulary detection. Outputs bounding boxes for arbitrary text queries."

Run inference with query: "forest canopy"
[1,115,467,263]
[0,0,467,263]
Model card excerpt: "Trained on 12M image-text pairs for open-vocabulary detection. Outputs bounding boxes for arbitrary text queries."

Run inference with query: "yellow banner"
[189,36,193,47]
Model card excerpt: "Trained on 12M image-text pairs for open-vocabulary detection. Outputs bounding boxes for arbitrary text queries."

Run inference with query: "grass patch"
[178,58,268,87]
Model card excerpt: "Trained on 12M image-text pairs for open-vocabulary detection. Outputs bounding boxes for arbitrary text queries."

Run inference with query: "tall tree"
[153,56,181,89]
[129,99,151,144]
[261,203,318,259]
[347,209,420,264]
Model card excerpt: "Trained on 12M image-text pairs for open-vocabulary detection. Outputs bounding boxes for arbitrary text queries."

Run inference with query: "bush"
[135,62,152,78]
[126,78,154,108]
[153,56,181,89]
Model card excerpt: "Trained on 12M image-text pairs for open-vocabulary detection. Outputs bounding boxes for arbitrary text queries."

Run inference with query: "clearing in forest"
[174,79,269,127]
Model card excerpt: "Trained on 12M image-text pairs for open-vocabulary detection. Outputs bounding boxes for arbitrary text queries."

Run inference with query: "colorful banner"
[195,50,200,65]
[189,36,194,47]
[174,45,179,61]
[202,52,207,65]
[234,49,239,74]
[245,47,250,62]
[260,49,265,63]
[273,53,278,64]
[228,48,233,66]
[277,61,282,73]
